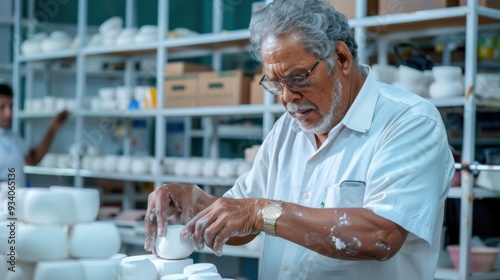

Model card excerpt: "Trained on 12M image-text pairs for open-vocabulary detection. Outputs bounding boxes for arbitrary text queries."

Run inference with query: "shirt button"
[303,193,309,199]
[283,265,289,271]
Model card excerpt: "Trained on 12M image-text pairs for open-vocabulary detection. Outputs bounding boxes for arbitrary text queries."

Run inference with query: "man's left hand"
[181,197,266,256]
[50,110,69,131]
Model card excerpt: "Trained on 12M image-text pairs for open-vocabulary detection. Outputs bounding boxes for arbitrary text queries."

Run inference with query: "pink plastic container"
[447,245,499,273]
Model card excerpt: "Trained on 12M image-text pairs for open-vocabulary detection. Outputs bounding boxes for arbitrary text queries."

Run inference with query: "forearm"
[25,127,57,165]
[273,202,408,261]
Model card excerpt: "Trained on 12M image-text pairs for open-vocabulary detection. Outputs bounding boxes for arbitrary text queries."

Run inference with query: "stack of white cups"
[0,186,122,280]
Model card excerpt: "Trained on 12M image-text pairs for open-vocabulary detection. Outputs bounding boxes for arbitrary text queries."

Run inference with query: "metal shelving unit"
[11,0,500,274]
[350,1,500,279]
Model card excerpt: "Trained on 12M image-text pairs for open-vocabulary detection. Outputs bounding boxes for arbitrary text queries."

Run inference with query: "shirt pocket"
[323,180,366,208]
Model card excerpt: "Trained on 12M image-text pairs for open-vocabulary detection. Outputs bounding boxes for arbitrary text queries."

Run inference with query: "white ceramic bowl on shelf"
[428,81,463,99]
[397,65,424,85]
[99,16,123,35]
[432,66,462,82]
[162,274,189,280]
[188,272,222,280]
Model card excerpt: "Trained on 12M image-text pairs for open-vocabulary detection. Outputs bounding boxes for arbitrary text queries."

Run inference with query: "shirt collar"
[340,64,379,133]
[290,64,379,134]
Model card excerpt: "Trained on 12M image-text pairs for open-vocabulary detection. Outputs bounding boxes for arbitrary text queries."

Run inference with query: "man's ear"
[335,41,353,76]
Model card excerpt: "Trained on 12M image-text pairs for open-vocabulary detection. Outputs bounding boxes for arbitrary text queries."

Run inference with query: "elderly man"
[145,0,454,279]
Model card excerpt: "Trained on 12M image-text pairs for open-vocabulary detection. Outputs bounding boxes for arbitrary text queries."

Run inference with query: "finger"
[212,225,233,257]
[155,186,171,237]
[144,194,157,251]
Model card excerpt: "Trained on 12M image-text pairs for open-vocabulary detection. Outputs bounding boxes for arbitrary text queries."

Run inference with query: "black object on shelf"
[393,42,435,71]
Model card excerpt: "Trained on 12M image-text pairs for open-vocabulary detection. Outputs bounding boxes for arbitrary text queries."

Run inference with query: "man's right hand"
[144,183,216,253]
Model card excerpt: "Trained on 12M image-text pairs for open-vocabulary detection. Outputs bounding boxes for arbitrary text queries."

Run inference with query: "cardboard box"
[459,0,500,9]
[198,70,251,106]
[165,62,212,76]
[378,0,458,15]
[330,0,379,18]
[163,74,198,108]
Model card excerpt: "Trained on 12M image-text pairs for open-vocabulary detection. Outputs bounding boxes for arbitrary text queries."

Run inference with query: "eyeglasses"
[259,59,322,95]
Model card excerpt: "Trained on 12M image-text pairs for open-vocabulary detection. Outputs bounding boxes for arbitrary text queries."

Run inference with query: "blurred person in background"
[0,83,69,188]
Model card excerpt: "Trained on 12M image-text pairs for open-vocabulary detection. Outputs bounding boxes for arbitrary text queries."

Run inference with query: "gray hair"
[249,0,358,71]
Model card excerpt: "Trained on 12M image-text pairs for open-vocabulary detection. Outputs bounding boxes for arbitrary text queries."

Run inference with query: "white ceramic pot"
[429,81,463,99]
[201,159,218,178]
[188,272,222,280]
[117,156,132,174]
[103,155,119,173]
[398,65,424,85]
[185,158,203,177]
[155,225,195,260]
[87,33,103,47]
[49,186,100,223]
[161,274,189,280]
[99,16,123,35]
[138,25,158,36]
[216,160,238,178]
[69,222,121,258]
[17,223,68,262]
[80,259,120,280]
[120,255,157,280]
[163,157,178,174]
[5,261,35,280]
[183,263,218,276]
[23,188,76,225]
[149,257,193,277]
[99,87,115,101]
[432,66,462,82]
[21,39,42,55]
[131,157,151,175]
[115,86,133,100]
[134,33,156,43]
[34,260,85,280]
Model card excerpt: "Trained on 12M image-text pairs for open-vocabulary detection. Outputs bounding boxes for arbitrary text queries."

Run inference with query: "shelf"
[81,110,159,118]
[24,166,237,186]
[17,111,58,119]
[24,166,77,176]
[18,49,78,62]
[448,186,500,199]
[81,29,250,57]
[160,104,280,117]
[435,268,500,280]
[191,125,263,140]
[349,6,500,34]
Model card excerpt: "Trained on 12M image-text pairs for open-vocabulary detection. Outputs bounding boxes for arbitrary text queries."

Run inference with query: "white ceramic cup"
[34,260,85,280]
[183,263,218,276]
[5,261,35,280]
[150,257,193,277]
[23,188,76,225]
[49,186,100,223]
[162,274,189,280]
[80,258,120,280]
[17,222,69,262]
[188,272,222,280]
[120,256,157,280]
[155,225,195,260]
[69,222,121,258]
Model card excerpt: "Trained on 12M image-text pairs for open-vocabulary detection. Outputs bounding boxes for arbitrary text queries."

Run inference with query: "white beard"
[287,74,343,134]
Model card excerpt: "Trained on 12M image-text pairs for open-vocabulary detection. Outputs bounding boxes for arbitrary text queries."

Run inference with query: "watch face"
[263,205,281,219]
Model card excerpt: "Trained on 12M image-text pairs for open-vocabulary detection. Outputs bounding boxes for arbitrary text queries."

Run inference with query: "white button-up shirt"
[225,65,454,280]
[0,127,27,188]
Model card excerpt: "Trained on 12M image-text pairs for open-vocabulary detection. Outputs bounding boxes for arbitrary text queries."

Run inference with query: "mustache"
[286,102,318,114]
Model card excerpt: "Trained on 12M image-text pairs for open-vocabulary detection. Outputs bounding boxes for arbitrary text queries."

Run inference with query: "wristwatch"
[262,200,284,236]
